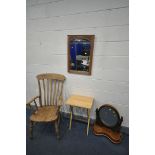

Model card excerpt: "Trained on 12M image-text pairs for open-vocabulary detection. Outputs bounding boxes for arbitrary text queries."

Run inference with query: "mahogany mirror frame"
[67,35,95,75]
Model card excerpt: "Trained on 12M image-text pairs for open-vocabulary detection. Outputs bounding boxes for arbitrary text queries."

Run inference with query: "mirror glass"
[68,35,94,75]
[70,39,90,72]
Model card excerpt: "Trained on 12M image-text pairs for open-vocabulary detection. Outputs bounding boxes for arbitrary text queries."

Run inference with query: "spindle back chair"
[27,73,65,139]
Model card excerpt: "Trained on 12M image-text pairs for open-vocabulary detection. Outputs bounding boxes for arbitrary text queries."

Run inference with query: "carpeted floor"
[26,109,129,155]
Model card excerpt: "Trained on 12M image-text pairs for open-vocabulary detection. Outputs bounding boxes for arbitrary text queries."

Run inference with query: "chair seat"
[30,105,59,122]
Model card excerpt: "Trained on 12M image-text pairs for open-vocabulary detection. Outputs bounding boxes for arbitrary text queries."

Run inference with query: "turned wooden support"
[54,120,60,139]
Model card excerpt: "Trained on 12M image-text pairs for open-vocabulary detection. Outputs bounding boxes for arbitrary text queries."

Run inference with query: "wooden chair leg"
[29,121,33,139]
[58,113,61,126]
[54,120,60,139]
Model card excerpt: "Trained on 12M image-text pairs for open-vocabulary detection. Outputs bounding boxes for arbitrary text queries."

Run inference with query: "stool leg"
[87,109,91,136]
[69,106,73,130]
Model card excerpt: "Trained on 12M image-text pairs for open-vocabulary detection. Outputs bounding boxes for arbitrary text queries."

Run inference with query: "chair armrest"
[26,95,40,107]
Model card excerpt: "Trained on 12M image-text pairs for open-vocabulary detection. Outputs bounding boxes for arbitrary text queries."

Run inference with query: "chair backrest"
[36,73,65,107]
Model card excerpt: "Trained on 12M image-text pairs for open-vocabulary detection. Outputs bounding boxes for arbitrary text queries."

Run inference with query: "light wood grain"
[66,95,94,135]
[36,73,65,106]
[27,73,65,139]
[30,105,59,122]
[36,73,65,81]
[66,95,94,109]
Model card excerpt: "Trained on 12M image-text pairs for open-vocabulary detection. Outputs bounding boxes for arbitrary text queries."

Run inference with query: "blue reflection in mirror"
[70,39,90,71]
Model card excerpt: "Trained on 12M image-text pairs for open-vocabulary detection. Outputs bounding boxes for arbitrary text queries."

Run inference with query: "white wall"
[26,0,129,127]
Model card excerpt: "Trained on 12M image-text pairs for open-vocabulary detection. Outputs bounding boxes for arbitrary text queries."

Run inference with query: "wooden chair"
[26,73,65,139]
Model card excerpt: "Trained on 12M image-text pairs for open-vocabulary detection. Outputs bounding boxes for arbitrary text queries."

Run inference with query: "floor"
[26,109,129,155]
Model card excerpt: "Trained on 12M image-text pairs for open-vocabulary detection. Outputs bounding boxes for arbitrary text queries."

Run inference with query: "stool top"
[66,95,94,109]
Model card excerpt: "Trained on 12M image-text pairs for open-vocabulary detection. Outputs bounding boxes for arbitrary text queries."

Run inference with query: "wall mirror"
[67,35,95,75]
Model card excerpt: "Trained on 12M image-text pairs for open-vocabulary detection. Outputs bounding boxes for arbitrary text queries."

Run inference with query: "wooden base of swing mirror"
[93,123,122,144]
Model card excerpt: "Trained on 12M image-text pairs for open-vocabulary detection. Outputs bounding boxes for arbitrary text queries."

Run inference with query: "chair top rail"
[36,73,65,81]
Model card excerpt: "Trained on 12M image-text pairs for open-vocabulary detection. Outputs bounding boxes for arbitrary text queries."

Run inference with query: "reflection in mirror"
[70,39,90,72]
[67,35,94,75]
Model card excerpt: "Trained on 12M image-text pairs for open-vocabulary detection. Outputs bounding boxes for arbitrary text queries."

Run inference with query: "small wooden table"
[66,95,94,136]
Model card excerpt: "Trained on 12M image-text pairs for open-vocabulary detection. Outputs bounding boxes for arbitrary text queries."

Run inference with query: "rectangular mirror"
[67,35,95,75]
